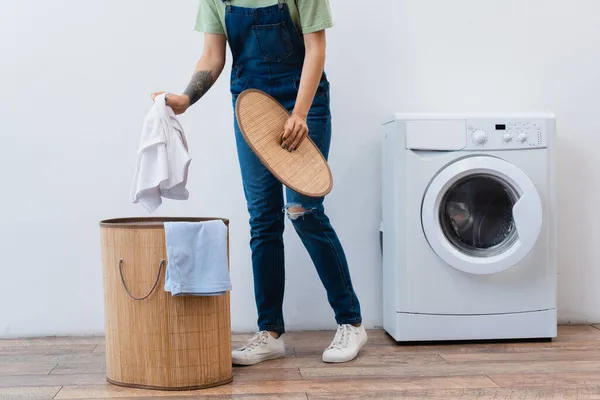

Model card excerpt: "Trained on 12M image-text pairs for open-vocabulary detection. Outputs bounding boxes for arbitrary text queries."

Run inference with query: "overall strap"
[222,0,285,5]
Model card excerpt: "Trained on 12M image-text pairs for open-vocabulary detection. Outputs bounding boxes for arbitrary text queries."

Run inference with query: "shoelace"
[236,332,268,352]
[328,324,353,350]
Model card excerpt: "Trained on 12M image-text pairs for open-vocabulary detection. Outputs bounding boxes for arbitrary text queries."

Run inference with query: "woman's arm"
[152,33,227,115]
[294,30,327,120]
[281,30,327,152]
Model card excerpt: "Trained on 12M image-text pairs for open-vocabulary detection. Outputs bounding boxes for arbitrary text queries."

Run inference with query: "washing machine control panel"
[466,120,546,150]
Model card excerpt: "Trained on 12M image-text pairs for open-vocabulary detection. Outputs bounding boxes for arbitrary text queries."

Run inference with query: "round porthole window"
[440,174,518,258]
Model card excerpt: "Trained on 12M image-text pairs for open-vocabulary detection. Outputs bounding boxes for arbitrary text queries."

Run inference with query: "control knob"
[518,133,528,143]
[471,130,488,145]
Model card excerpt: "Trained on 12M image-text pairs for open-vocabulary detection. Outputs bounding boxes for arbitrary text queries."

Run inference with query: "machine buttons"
[518,133,529,143]
[472,130,488,145]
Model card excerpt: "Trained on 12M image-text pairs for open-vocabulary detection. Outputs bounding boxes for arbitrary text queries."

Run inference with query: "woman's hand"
[281,113,308,152]
[151,92,191,115]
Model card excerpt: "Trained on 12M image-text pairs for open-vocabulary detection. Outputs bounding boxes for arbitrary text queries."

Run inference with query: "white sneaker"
[232,331,286,366]
[322,324,368,363]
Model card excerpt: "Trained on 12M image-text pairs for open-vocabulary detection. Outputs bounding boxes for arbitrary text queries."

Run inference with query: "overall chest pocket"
[252,22,294,62]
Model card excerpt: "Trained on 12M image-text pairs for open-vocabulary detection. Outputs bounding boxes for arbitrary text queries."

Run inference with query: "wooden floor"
[2,326,600,399]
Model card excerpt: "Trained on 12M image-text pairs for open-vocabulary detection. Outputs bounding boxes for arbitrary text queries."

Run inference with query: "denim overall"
[223,0,361,333]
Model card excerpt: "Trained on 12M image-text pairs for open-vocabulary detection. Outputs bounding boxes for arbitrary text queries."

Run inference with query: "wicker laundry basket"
[99,217,233,390]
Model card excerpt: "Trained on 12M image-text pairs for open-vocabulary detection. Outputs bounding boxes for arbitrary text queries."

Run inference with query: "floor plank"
[0,344,96,356]
[307,387,600,400]
[0,352,106,365]
[0,337,103,349]
[0,362,56,376]
[0,373,106,388]
[300,360,600,380]
[0,386,62,400]
[293,343,600,359]
[440,349,600,363]
[488,372,600,388]
[55,376,497,398]
[54,385,308,399]
[233,368,302,382]
[554,325,600,342]
[52,362,106,375]
[88,396,308,400]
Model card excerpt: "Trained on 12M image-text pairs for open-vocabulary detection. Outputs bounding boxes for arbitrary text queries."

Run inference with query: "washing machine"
[381,113,557,342]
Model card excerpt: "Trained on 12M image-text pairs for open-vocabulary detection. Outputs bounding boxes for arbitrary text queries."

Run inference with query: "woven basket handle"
[118,258,165,301]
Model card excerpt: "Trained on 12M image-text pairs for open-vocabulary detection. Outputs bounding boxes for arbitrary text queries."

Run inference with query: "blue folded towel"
[164,220,232,296]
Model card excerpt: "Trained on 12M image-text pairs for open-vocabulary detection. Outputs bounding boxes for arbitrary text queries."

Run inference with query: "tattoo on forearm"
[183,70,214,106]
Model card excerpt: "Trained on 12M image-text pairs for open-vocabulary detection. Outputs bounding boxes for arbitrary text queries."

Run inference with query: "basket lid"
[235,89,333,198]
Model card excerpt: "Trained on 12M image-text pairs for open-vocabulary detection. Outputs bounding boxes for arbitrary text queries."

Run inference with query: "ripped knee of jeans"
[284,204,315,221]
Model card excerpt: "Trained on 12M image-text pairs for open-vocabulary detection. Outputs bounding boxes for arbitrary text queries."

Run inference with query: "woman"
[153,0,366,365]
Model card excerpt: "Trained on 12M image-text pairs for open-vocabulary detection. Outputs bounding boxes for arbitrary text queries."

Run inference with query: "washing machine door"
[421,156,543,275]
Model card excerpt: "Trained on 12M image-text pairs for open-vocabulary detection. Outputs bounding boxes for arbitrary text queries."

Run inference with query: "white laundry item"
[131,93,192,213]
[163,221,232,296]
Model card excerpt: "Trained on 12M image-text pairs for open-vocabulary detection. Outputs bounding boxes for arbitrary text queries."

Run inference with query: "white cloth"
[131,93,192,213]
[163,221,232,296]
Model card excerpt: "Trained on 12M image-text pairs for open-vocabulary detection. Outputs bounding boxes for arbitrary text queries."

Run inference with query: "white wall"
[0,0,599,338]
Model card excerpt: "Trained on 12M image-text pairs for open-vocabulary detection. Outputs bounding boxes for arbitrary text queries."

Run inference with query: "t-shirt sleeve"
[296,0,333,34]
[194,0,225,35]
